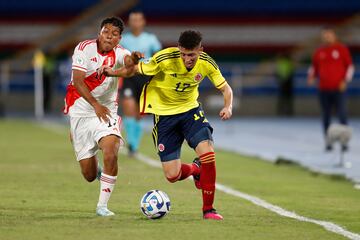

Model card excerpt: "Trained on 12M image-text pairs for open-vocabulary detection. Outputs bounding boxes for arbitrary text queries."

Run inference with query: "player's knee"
[165,170,181,183]
[189,127,213,150]
[103,149,118,164]
[103,156,118,172]
[103,150,118,173]
[82,171,97,182]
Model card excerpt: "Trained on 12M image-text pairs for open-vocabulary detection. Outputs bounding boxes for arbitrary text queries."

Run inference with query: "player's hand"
[97,66,115,77]
[339,81,347,92]
[130,51,144,65]
[93,102,111,123]
[219,107,232,121]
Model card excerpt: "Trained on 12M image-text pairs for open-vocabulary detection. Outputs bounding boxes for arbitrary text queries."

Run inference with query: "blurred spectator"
[120,11,162,156]
[307,27,355,151]
[275,53,294,116]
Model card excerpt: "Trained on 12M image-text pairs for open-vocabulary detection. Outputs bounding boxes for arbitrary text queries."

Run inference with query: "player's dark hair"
[178,30,202,50]
[100,17,124,34]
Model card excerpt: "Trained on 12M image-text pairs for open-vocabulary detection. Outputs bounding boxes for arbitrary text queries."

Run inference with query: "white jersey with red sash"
[64,39,130,117]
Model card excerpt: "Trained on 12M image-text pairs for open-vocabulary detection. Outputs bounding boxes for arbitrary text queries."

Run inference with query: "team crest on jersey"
[194,73,202,82]
[143,58,151,64]
[332,50,339,59]
[104,56,114,66]
[158,143,165,152]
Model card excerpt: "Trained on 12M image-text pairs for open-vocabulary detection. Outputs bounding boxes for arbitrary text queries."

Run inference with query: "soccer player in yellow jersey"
[101,30,233,220]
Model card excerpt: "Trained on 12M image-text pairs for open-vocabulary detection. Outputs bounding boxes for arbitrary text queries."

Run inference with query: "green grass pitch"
[0,119,360,240]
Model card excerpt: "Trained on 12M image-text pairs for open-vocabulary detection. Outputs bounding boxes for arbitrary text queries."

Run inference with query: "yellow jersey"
[138,47,227,115]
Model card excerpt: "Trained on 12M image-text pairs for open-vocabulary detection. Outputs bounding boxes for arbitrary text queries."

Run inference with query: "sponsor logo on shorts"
[158,143,165,152]
[194,73,202,82]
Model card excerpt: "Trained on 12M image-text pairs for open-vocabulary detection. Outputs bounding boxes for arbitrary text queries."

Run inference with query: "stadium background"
[1,0,360,117]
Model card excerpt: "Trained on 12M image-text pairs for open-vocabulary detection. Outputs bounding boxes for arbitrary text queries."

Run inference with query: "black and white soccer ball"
[140,190,171,219]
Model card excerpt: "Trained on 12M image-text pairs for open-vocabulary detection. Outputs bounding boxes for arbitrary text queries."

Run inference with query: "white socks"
[97,173,117,208]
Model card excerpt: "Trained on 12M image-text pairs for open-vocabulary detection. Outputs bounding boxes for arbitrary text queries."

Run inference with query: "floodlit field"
[1,120,360,240]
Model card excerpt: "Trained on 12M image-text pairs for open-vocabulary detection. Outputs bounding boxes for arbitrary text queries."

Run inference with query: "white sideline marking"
[135,153,360,240]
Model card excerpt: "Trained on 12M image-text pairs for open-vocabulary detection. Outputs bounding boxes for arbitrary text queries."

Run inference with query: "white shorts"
[70,113,123,161]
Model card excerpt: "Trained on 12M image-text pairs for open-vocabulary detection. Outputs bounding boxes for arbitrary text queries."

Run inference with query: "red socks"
[166,163,200,182]
[164,152,216,212]
[199,152,216,212]
[179,163,199,180]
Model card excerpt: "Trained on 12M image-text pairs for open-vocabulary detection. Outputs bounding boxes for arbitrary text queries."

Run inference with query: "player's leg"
[93,115,123,216]
[99,135,120,175]
[185,107,223,220]
[194,140,223,220]
[319,91,332,150]
[94,135,120,216]
[79,156,99,182]
[131,75,150,154]
[335,91,349,151]
[121,77,139,156]
[161,153,200,183]
[70,117,102,182]
[336,91,348,125]
[162,158,181,182]
[153,114,200,183]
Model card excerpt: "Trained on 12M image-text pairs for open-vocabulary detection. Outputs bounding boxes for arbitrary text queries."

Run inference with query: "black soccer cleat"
[193,158,201,189]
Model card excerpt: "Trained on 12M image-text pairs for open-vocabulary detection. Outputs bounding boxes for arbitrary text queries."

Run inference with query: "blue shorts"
[152,106,213,162]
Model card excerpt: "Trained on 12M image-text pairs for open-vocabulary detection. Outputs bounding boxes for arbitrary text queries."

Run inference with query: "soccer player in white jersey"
[64,17,142,216]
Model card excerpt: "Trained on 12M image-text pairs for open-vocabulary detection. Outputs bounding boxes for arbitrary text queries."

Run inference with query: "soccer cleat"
[192,158,201,189]
[203,209,223,220]
[96,206,115,217]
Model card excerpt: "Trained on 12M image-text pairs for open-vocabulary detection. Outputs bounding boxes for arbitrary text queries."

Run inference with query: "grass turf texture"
[0,119,359,240]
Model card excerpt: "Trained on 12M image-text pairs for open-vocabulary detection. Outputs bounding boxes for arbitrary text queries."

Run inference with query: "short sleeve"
[116,47,131,66]
[138,57,161,76]
[72,45,88,72]
[208,68,227,89]
[202,53,227,89]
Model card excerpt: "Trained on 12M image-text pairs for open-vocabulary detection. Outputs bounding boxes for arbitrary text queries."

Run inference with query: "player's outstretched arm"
[125,51,144,67]
[99,65,138,78]
[72,69,111,123]
[218,83,233,121]
[99,51,144,77]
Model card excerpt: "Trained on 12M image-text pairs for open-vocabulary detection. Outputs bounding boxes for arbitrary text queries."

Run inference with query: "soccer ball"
[140,190,171,219]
